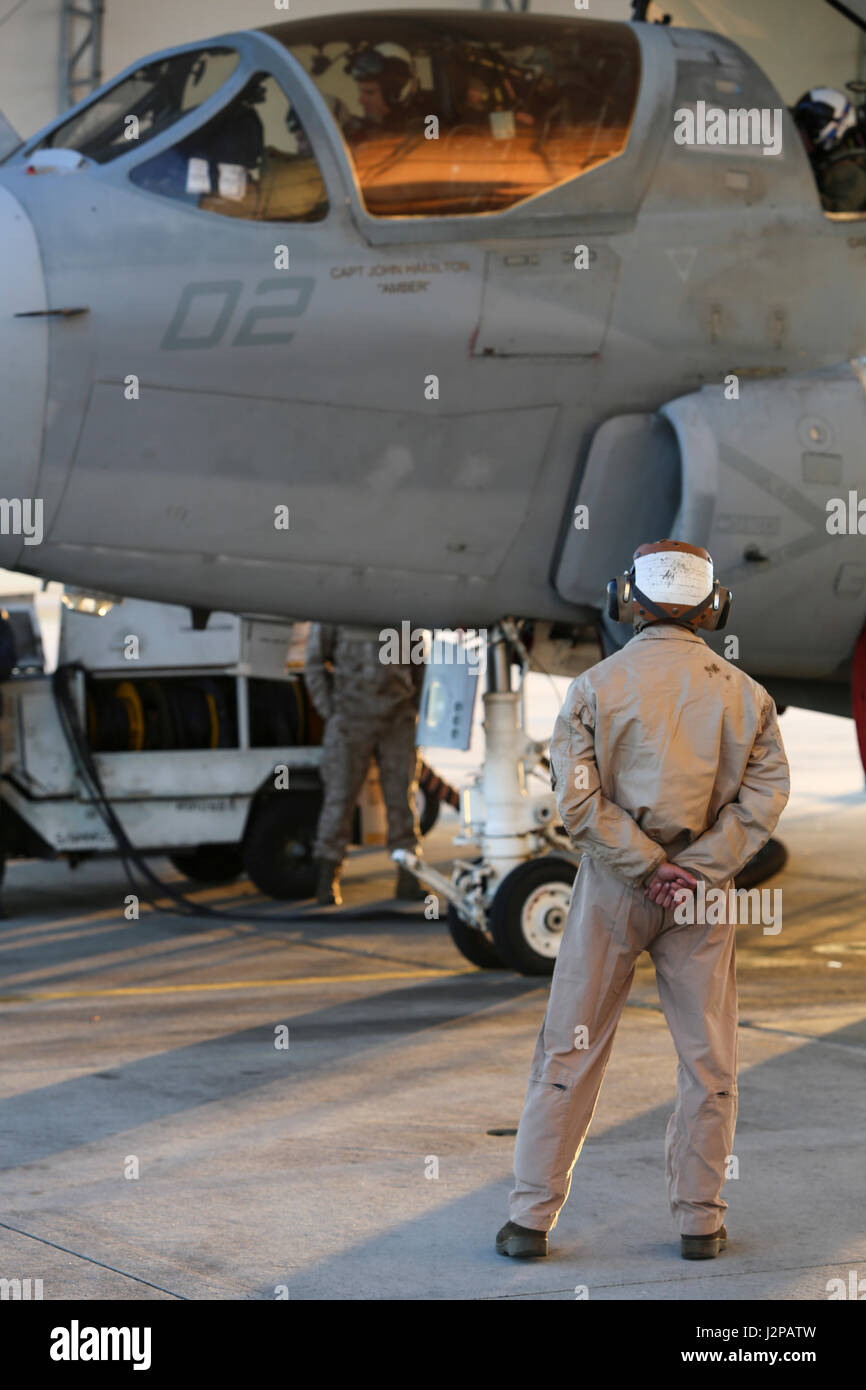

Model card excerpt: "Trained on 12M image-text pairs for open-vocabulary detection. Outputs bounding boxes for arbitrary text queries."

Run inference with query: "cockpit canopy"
[19,12,641,223]
[267,11,640,216]
[30,49,240,164]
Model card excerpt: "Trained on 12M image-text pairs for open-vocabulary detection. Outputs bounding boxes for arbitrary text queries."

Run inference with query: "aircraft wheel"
[243,792,320,900]
[489,858,577,977]
[734,837,788,889]
[169,844,244,883]
[446,903,505,970]
[418,785,439,837]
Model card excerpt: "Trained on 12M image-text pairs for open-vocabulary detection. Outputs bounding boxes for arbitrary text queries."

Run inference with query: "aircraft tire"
[418,785,439,837]
[446,903,505,970]
[489,857,577,977]
[734,836,788,889]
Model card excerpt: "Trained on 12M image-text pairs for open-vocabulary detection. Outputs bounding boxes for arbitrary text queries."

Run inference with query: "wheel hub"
[520,882,572,958]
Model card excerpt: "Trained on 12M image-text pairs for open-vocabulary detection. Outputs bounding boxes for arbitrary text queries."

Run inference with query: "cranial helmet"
[793,88,858,151]
[606,540,732,632]
[350,44,417,108]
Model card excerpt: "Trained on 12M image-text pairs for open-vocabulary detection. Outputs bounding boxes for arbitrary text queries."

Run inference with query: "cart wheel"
[112,681,145,750]
[446,903,505,970]
[489,858,577,977]
[418,785,439,837]
[243,792,321,900]
[169,843,244,884]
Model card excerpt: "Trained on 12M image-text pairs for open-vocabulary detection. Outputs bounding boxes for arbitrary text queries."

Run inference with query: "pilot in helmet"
[343,44,420,140]
[792,87,866,212]
[456,70,494,124]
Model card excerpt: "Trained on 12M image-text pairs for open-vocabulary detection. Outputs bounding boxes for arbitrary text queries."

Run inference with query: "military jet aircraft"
[1,5,865,973]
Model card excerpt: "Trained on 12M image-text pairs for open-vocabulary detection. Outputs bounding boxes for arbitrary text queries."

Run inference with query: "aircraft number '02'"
[162,277,314,350]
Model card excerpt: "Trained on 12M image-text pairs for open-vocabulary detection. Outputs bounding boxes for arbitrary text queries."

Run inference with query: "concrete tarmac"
[0,705,865,1301]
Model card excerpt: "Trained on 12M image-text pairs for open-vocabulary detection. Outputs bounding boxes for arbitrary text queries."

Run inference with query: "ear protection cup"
[717,591,732,629]
[606,572,633,623]
[701,582,733,631]
[606,579,620,621]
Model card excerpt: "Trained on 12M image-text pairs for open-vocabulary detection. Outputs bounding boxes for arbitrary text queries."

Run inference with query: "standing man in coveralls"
[497,541,790,1261]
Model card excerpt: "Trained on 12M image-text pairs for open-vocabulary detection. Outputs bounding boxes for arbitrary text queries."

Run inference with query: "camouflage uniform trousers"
[313,708,421,864]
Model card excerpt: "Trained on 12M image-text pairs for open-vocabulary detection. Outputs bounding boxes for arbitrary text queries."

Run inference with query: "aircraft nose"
[0,182,48,564]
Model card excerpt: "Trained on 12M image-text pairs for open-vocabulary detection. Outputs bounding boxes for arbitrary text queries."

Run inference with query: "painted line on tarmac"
[0,967,478,1003]
[0,1219,188,1299]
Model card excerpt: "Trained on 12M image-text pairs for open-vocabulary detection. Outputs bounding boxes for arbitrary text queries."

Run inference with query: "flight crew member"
[342,47,423,145]
[497,541,790,1262]
[456,72,494,125]
[305,623,426,906]
[792,87,866,213]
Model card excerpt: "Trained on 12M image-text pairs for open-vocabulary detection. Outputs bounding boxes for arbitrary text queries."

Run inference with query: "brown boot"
[315,858,342,907]
[496,1221,548,1259]
[681,1225,727,1260]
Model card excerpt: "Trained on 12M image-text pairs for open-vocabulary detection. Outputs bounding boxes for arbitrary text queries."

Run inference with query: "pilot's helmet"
[459,68,493,112]
[606,540,732,632]
[349,44,417,110]
[793,88,858,151]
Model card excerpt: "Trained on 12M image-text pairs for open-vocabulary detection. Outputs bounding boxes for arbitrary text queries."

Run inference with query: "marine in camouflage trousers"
[313,709,421,864]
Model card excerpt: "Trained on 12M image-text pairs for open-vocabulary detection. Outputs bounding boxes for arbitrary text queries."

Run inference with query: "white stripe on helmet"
[634,549,713,606]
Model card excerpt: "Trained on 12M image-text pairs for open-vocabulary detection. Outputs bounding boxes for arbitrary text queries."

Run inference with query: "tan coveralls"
[509,624,790,1236]
[305,624,423,865]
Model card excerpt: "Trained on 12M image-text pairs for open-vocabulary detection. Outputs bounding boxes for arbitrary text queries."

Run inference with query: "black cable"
[52,665,220,918]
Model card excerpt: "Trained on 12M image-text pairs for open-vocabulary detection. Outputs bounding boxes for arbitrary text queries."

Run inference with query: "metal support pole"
[59,0,105,114]
[236,675,250,751]
[478,623,534,881]
[487,624,512,693]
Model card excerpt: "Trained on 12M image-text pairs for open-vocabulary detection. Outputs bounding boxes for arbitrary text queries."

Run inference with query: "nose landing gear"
[394,622,578,977]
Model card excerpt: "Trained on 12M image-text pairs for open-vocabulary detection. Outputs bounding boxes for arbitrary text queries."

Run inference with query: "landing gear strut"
[395,623,577,976]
